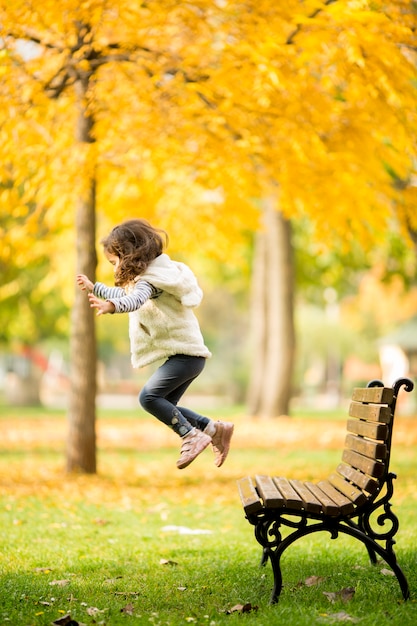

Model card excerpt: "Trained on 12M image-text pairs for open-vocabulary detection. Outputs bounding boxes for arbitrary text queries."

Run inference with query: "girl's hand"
[88,293,115,316]
[77,274,94,291]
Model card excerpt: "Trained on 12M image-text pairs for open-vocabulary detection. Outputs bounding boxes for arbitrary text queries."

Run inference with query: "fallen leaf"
[49,579,70,587]
[324,611,359,622]
[323,587,355,604]
[340,587,355,603]
[305,575,325,587]
[324,592,338,603]
[227,603,258,614]
[52,615,80,626]
[159,558,178,566]
[33,567,54,573]
[121,602,134,615]
[114,591,140,596]
[104,576,123,583]
[381,568,395,577]
[86,606,107,616]
[92,518,109,525]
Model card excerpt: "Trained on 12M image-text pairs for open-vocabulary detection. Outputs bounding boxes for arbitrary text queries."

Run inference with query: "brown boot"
[176,429,212,469]
[211,421,234,467]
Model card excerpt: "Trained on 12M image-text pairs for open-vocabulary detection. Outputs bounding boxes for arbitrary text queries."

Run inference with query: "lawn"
[1,404,417,625]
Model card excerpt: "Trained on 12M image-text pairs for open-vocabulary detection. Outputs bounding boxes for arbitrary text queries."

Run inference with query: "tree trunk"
[247,198,295,417]
[67,75,98,473]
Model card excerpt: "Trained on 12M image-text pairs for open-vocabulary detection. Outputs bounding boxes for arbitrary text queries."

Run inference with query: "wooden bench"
[237,378,414,604]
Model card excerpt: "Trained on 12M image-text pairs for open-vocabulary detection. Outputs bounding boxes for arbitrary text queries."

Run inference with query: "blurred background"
[1,1,416,471]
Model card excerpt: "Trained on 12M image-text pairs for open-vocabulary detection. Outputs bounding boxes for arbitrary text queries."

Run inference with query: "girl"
[76,219,234,469]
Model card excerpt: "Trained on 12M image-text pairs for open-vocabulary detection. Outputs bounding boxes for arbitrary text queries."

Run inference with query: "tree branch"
[286,0,339,45]
[44,69,74,99]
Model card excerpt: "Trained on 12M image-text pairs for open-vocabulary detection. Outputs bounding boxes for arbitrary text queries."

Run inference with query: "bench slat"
[273,477,303,509]
[342,449,385,477]
[255,475,285,508]
[237,477,264,515]
[328,472,367,506]
[345,434,387,460]
[304,482,340,516]
[349,402,392,423]
[347,418,388,440]
[351,386,394,404]
[289,479,322,514]
[336,463,379,494]
[317,480,355,515]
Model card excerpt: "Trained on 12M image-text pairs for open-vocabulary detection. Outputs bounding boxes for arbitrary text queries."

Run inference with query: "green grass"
[1,408,417,625]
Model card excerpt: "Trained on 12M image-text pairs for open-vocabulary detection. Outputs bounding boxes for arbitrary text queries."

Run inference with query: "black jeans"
[139,355,210,437]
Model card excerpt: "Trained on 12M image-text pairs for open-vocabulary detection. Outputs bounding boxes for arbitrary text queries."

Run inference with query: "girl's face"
[105,250,120,273]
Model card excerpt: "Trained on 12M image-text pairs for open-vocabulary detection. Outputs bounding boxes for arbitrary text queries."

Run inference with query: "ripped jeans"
[139,354,210,437]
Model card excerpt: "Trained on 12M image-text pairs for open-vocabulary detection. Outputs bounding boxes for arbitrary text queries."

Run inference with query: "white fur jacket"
[98,254,212,369]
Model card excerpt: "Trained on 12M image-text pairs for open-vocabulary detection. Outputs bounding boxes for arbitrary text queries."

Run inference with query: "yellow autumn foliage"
[0,0,415,286]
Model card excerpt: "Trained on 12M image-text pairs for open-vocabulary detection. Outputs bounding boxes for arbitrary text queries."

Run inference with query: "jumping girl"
[76,218,234,469]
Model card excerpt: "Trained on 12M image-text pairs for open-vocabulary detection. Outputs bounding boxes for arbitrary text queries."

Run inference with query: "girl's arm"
[93,282,126,299]
[90,280,160,315]
[76,276,126,299]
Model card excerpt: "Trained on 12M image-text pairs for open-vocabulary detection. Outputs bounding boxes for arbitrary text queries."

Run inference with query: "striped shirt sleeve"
[93,281,160,313]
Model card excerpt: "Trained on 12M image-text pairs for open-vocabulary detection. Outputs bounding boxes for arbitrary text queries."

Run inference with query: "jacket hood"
[140,254,203,307]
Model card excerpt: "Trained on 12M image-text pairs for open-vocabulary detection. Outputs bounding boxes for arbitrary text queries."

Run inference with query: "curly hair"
[101,219,168,286]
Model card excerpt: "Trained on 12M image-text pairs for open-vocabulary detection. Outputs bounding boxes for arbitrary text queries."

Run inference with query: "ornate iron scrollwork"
[357,473,399,542]
[254,513,308,551]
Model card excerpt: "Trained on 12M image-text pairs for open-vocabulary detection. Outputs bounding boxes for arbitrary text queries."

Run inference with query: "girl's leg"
[139,355,209,436]
[139,354,234,469]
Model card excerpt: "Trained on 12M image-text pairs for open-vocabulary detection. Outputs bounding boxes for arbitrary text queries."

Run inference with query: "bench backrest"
[238,378,413,519]
[329,381,400,508]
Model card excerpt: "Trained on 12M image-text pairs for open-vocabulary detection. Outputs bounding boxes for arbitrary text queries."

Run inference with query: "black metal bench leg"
[260,547,268,566]
[365,543,378,565]
[390,562,410,601]
[267,548,284,604]
[337,525,410,601]
[348,519,377,564]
